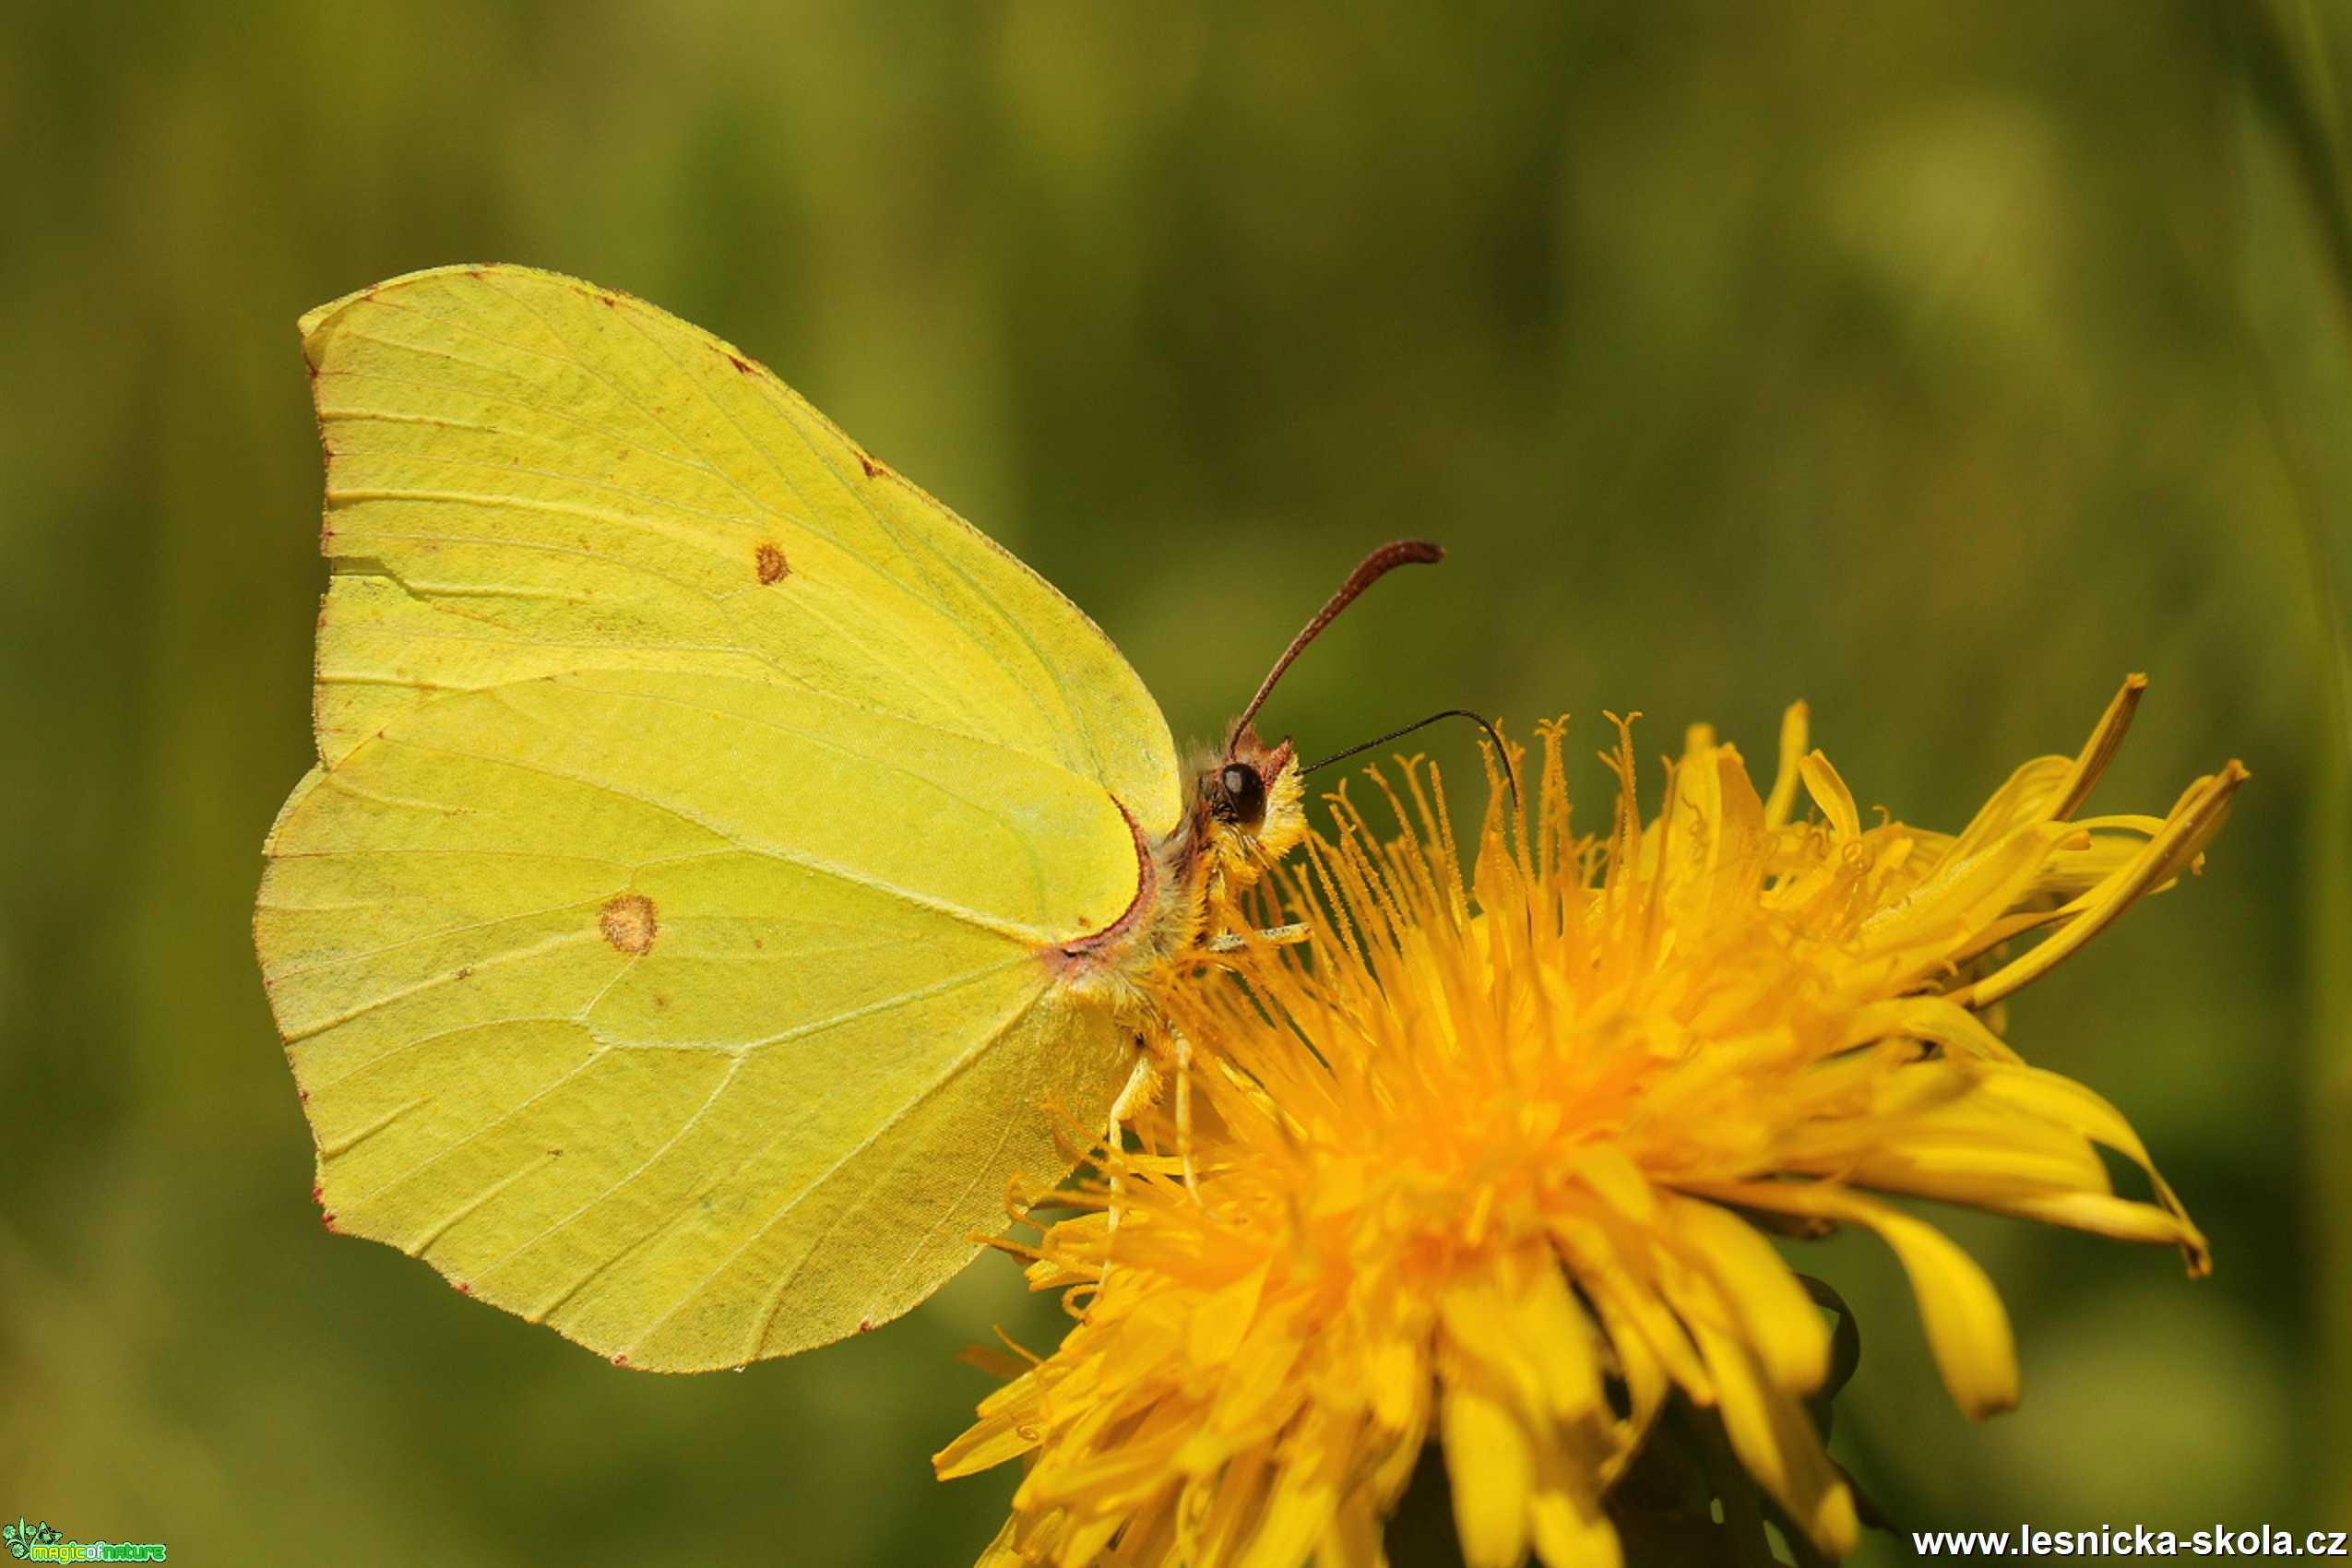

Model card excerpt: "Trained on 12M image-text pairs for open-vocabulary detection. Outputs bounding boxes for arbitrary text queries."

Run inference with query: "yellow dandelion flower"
[936,678,2245,1568]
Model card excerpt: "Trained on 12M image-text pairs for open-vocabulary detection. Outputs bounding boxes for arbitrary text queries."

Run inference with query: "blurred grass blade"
[2228,0,2352,1519]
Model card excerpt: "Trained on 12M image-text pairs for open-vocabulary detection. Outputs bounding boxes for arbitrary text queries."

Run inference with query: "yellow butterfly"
[255,266,1440,1372]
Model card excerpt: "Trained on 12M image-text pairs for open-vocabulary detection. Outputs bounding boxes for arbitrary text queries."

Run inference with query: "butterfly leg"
[1100,1044,1160,1251]
[1204,922,1311,953]
[1170,1028,1200,1198]
[1105,1042,1160,1135]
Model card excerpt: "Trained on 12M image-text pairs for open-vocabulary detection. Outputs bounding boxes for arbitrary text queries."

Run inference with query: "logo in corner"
[4,1520,166,1562]
[4,1521,60,1560]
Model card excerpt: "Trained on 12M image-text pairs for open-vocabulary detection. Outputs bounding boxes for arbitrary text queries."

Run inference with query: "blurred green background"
[3,3,2347,1562]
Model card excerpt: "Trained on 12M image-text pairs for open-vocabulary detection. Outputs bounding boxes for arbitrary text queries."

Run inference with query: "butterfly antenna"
[1302,708,1520,808]
[1228,540,1445,751]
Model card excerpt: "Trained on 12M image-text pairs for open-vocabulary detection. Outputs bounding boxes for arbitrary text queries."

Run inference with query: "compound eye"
[1218,762,1266,826]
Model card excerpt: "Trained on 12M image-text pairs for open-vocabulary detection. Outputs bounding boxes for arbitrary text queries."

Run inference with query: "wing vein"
[265,890,618,981]
[622,978,1051,1357]
[761,391,1099,777]
[378,727,1062,946]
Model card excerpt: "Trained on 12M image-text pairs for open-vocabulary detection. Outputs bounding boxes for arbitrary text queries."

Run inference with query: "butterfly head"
[1193,725,1306,904]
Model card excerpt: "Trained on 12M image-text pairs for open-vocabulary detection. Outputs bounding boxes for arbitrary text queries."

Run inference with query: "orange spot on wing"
[858,455,883,479]
[600,894,659,955]
[754,542,790,584]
